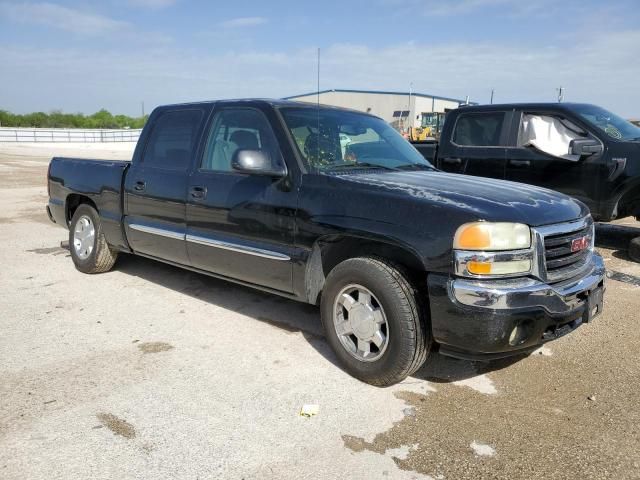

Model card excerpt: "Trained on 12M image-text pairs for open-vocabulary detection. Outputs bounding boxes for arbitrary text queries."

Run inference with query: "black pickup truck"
[412,103,640,223]
[47,99,605,386]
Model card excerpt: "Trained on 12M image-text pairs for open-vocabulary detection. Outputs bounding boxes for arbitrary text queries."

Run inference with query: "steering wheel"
[303,132,339,166]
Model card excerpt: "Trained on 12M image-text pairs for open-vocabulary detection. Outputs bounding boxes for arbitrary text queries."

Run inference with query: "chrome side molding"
[128,222,185,241]
[186,234,290,261]
[128,221,291,261]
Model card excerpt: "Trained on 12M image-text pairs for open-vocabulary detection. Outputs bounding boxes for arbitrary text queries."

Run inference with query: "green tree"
[0,109,147,129]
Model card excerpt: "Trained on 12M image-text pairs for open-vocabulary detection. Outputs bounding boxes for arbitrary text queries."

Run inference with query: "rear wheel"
[69,204,118,273]
[321,257,431,386]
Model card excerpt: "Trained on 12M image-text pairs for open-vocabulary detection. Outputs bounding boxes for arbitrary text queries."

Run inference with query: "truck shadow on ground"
[112,253,526,385]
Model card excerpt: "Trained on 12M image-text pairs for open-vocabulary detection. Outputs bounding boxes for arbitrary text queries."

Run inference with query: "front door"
[124,107,207,265]
[438,111,508,179]
[504,111,604,210]
[185,106,296,293]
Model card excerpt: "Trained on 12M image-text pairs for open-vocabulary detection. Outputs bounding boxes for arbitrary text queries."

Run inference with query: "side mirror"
[232,149,287,177]
[570,138,603,156]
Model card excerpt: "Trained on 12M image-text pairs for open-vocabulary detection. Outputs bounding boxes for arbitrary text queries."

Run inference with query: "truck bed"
[47,157,130,249]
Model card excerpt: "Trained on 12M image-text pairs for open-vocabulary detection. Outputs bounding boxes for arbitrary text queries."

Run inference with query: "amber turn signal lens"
[467,261,493,275]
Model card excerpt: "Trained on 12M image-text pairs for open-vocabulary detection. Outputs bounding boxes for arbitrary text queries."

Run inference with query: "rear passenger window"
[142,110,203,170]
[453,112,505,146]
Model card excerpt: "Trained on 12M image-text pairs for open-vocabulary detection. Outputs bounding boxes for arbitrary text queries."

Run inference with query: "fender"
[297,217,432,304]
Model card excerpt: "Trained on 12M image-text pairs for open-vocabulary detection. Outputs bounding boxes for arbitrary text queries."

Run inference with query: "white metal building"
[284,89,474,130]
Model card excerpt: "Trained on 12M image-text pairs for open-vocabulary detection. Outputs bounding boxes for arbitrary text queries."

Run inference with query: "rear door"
[438,111,509,179]
[124,107,207,265]
[185,105,296,293]
[504,110,604,209]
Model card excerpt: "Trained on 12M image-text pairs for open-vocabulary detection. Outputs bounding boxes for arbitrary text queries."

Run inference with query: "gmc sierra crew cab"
[47,99,606,386]
[412,103,640,223]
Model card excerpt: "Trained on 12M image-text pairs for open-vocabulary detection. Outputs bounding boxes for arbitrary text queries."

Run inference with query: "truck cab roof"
[455,102,598,113]
[156,98,375,116]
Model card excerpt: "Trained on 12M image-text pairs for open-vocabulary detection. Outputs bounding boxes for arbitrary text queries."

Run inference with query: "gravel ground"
[1,145,639,480]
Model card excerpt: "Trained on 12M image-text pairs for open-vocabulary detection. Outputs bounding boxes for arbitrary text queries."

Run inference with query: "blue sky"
[1,0,639,117]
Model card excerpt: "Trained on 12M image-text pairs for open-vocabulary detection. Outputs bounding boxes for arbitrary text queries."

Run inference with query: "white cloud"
[0,2,129,35]
[219,16,268,28]
[1,28,639,117]
[380,0,559,17]
[127,0,177,8]
[420,0,518,16]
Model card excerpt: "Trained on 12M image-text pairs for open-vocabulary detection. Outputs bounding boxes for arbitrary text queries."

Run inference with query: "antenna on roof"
[316,48,321,107]
[316,47,320,163]
[557,86,564,103]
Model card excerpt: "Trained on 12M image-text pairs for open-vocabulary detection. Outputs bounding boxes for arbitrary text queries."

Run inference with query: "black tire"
[69,204,118,274]
[630,237,640,263]
[321,257,431,386]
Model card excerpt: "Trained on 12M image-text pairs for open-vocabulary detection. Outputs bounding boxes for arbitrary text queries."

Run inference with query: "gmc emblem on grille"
[571,236,590,252]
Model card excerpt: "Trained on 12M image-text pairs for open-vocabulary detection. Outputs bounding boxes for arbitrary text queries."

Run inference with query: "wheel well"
[306,235,427,305]
[66,194,97,224]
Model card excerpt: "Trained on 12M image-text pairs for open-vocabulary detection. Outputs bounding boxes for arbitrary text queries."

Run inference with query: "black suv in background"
[412,103,640,223]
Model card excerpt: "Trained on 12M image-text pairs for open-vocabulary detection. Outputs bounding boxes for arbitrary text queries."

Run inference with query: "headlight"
[453,222,533,277]
[454,222,531,251]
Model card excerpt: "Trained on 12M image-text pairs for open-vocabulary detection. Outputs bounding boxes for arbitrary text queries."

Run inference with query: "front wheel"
[69,204,118,274]
[321,257,431,386]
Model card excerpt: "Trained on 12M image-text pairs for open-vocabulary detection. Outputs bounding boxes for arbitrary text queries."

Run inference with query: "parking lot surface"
[1,144,639,479]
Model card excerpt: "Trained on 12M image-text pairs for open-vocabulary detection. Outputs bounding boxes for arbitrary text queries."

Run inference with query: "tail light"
[47,160,52,197]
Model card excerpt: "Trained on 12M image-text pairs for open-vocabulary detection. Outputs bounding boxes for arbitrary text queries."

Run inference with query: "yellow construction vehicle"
[408,112,447,142]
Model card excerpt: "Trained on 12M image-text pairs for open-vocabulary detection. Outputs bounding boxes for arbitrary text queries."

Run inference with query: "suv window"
[142,109,203,170]
[453,112,505,146]
[201,108,281,172]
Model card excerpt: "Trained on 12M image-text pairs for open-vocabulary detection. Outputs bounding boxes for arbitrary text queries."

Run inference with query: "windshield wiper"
[396,163,435,171]
[327,162,400,171]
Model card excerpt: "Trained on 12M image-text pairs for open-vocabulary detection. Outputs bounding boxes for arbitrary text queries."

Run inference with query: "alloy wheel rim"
[73,215,95,260]
[333,284,389,362]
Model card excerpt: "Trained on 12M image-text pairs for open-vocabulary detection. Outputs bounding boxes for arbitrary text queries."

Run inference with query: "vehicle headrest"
[229,130,259,150]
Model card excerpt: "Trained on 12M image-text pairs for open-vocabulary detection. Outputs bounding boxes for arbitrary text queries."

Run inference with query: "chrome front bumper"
[451,253,606,315]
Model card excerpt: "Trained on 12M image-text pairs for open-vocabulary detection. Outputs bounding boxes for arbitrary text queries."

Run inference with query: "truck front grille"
[534,217,594,284]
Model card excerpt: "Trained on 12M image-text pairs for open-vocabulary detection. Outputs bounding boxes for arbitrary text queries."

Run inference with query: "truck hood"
[338,171,589,227]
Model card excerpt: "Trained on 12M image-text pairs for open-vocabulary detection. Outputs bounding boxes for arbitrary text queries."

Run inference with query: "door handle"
[443,157,462,164]
[134,181,146,191]
[509,160,531,167]
[190,186,207,199]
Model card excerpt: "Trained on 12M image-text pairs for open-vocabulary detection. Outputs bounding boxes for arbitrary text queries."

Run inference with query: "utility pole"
[490,89,494,105]
[141,101,145,118]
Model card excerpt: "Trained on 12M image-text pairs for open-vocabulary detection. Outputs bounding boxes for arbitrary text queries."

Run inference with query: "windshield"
[280,107,433,172]
[570,104,640,141]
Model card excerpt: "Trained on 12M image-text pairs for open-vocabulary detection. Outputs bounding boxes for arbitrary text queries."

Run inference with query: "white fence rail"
[0,127,142,143]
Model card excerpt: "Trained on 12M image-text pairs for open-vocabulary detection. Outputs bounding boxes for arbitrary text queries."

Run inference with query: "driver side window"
[518,113,587,160]
[201,108,280,172]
